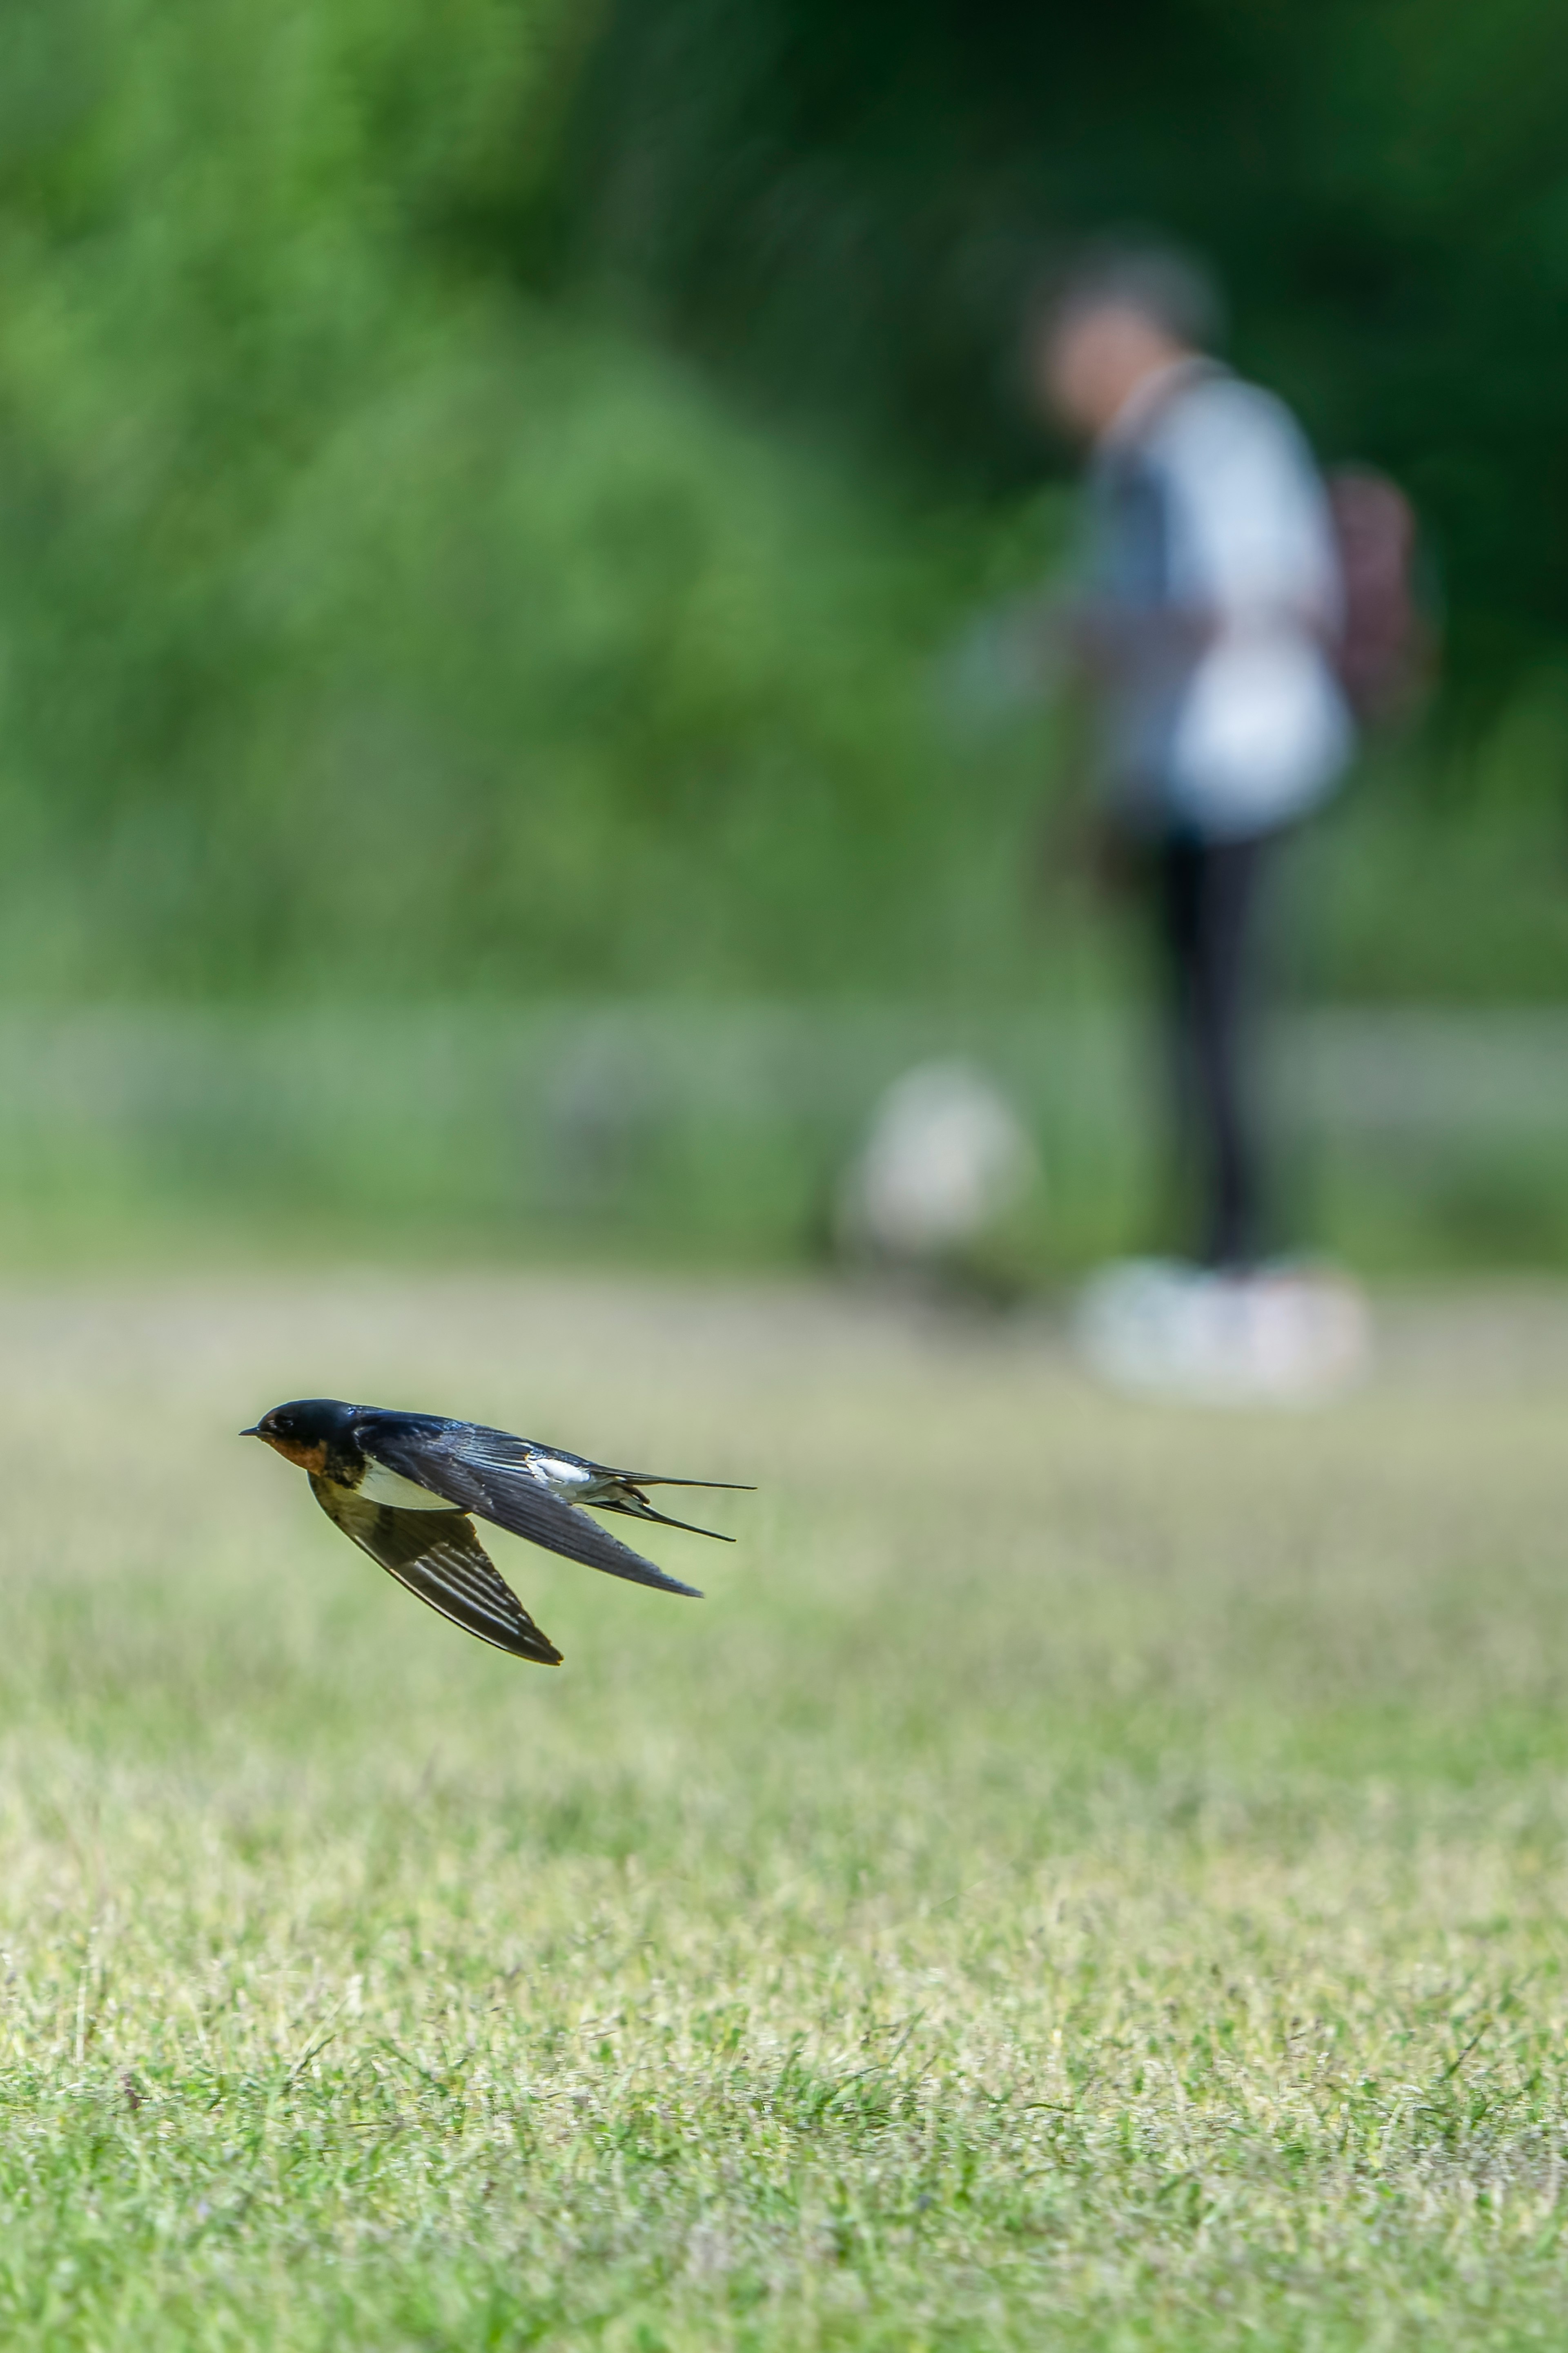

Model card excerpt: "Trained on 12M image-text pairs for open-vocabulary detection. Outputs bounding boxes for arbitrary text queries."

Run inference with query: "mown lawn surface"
[2,1273,1568,2348]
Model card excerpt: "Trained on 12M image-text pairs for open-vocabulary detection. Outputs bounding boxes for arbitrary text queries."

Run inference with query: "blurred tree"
[0,0,1000,996]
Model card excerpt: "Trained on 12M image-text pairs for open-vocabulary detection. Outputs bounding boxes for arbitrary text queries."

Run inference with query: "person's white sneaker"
[1073,1258,1370,1405]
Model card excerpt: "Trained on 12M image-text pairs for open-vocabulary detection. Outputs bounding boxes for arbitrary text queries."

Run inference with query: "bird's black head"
[241,1397,359,1471]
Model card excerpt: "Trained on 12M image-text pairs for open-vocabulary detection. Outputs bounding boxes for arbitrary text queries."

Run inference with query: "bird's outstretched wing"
[361,1419,703,1598]
[310,1475,563,1664]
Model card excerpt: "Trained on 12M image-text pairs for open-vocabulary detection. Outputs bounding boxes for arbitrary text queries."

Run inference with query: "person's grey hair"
[1040,239,1226,353]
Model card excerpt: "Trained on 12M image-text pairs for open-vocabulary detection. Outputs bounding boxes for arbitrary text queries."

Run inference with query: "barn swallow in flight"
[242,1398,749,1666]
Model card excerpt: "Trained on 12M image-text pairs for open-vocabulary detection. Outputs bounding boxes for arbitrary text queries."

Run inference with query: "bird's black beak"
[239,1425,261,1438]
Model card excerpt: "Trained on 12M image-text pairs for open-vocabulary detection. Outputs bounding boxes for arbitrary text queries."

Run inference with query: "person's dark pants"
[1150,829,1279,1271]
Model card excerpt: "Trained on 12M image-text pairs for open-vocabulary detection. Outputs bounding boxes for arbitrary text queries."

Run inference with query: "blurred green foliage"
[0,0,1566,1004]
[0,1001,1566,1277]
[0,0,1043,997]
[568,0,1568,687]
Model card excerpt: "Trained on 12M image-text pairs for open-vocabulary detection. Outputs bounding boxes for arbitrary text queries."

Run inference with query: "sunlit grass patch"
[0,1274,1566,2346]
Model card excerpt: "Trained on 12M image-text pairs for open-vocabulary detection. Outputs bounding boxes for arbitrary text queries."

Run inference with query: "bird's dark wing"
[360,1420,703,1598]
[310,1476,562,1664]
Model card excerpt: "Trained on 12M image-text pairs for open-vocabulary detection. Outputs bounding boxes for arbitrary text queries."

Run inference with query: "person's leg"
[1187,832,1272,1268]
[1149,832,1206,1256]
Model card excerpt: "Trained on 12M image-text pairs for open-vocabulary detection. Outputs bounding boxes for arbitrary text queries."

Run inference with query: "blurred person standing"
[1030,244,1366,1398]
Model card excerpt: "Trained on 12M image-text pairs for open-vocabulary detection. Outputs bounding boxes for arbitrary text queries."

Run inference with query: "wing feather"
[310,1476,562,1665]
[359,1421,703,1598]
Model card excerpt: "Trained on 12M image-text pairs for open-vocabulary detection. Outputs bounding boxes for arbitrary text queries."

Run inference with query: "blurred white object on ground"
[1074,1257,1370,1404]
[836,1060,1040,1261]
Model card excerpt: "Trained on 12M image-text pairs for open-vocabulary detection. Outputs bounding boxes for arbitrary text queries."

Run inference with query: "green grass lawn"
[3,1272,1568,2347]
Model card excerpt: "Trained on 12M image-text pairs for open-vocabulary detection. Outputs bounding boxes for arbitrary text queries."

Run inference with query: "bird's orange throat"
[261,1433,331,1474]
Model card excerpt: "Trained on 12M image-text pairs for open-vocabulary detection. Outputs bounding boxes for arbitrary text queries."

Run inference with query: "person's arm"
[1063,597,1218,680]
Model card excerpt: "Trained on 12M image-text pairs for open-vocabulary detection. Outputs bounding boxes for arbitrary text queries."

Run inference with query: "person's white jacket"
[1089,358,1353,839]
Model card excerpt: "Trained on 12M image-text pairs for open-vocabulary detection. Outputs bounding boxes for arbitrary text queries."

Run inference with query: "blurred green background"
[3,0,1568,1266]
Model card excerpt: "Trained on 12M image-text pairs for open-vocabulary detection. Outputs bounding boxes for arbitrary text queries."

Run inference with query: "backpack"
[1325,466,1433,726]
